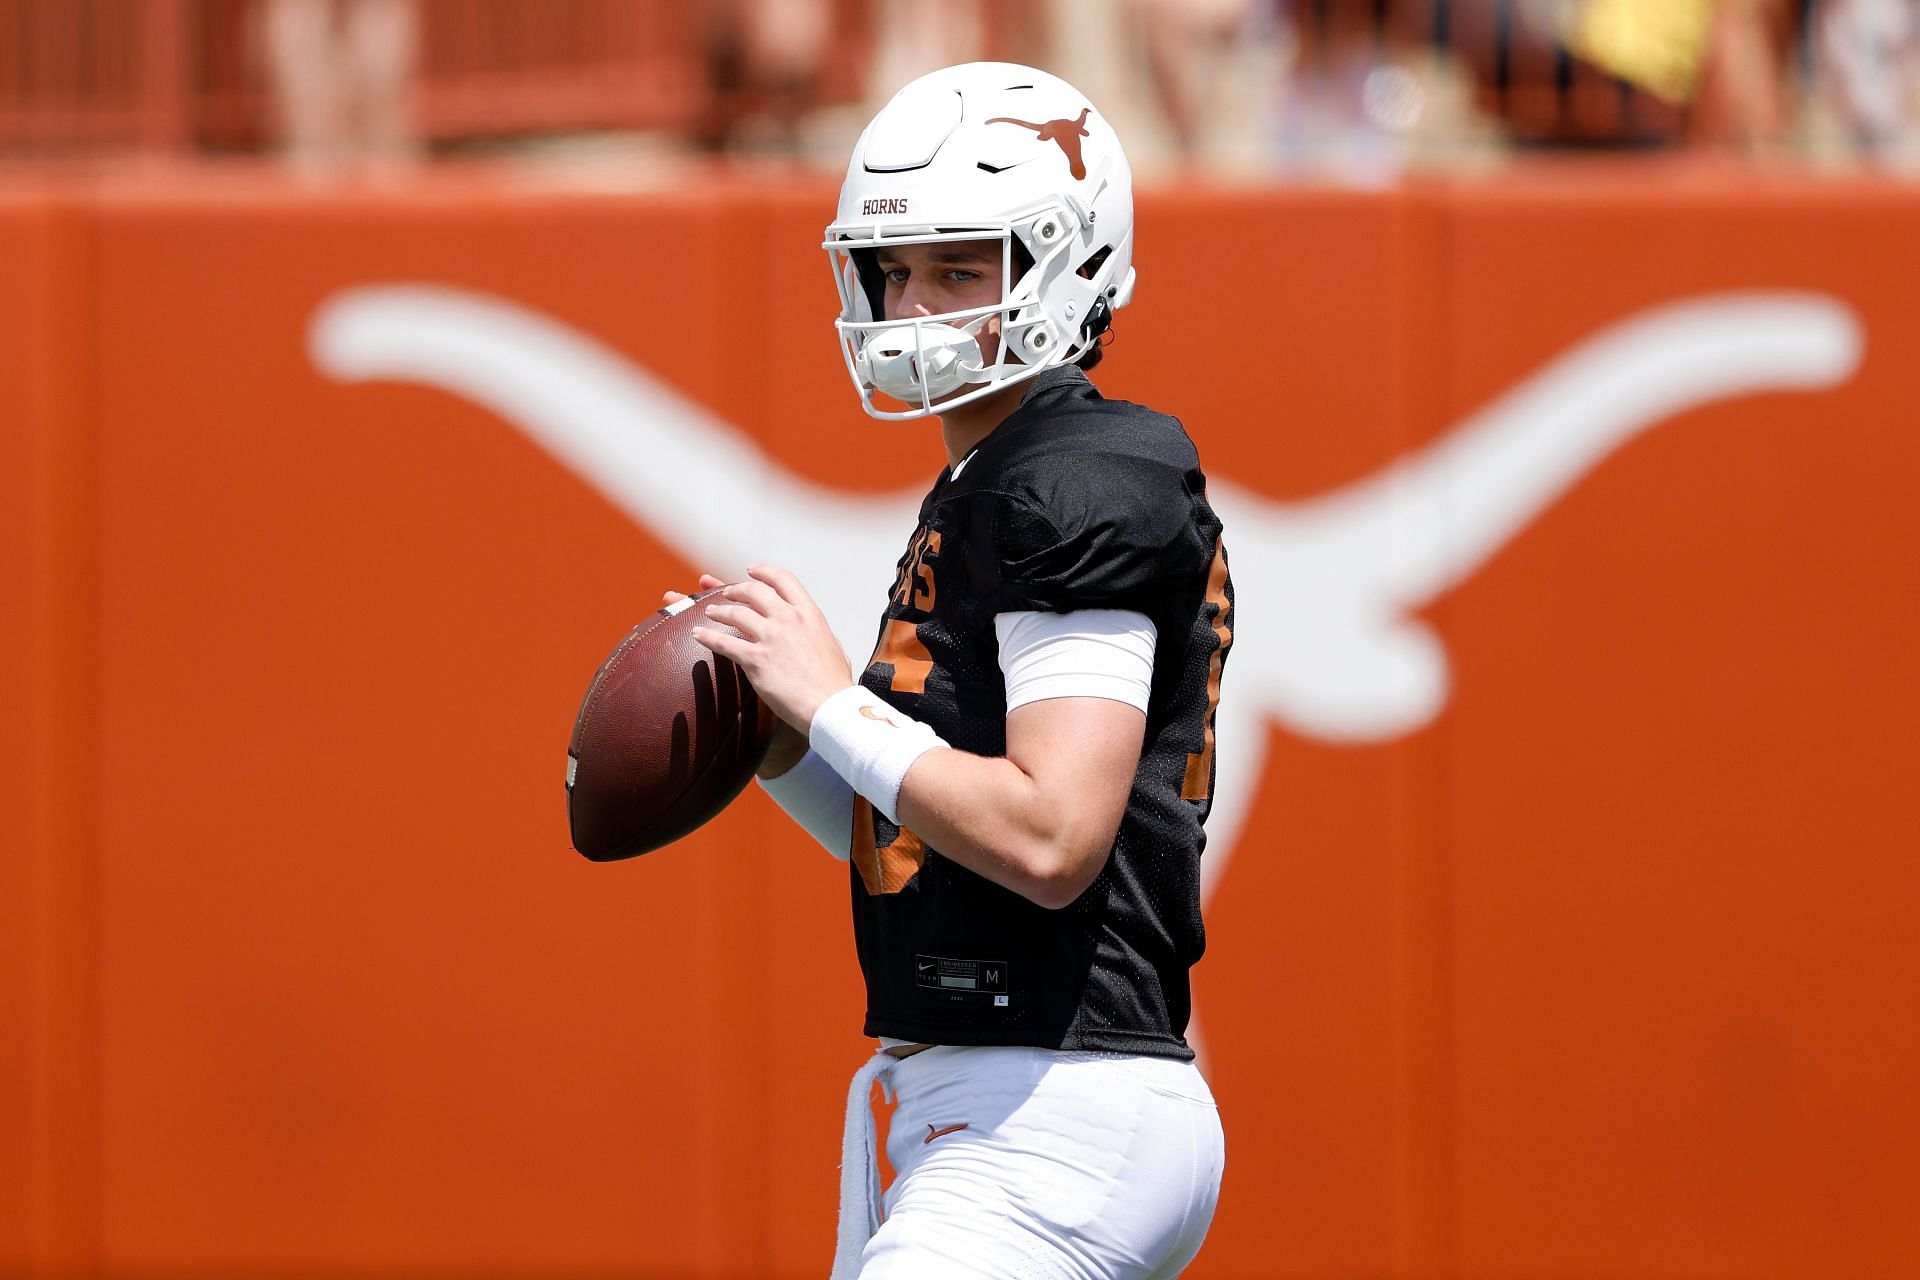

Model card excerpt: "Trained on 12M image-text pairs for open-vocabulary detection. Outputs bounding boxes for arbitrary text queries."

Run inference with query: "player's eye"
[947,269,980,284]
[881,267,909,285]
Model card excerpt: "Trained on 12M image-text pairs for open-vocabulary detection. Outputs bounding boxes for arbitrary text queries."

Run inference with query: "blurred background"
[3,0,1920,179]
[5,3,1920,1280]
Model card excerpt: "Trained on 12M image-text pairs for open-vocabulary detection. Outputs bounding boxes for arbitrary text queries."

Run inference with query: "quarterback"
[686,62,1233,1279]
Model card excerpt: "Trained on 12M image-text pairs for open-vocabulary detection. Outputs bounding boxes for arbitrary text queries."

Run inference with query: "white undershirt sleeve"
[994,608,1157,713]
[758,608,1155,860]
[755,748,855,860]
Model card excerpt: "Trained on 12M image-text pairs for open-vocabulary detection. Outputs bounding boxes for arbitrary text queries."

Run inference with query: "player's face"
[876,239,1006,365]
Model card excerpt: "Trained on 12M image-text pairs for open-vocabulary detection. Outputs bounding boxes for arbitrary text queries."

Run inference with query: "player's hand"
[693,564,854,734]
[670,573,809,776]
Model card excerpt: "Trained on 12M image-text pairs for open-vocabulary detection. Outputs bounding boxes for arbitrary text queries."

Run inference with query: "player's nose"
[895,278,938,318]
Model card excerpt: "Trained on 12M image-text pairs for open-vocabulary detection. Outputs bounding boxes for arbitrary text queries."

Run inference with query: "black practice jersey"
[849,365,1234,1059]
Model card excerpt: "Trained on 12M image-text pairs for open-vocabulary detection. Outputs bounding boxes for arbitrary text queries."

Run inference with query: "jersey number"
[853,526,941,893]
[870,527,940,695]
[1182,537,1233,802]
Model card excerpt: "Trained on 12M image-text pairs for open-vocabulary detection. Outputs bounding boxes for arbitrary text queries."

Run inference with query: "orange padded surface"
[3,171,1917,1278]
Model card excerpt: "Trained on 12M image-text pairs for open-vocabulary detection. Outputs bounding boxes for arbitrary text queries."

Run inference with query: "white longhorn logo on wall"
[308,288,1862,906]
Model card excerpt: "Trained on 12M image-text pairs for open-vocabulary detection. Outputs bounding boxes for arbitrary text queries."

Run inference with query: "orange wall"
[3,173,1917,1279]
[0,196,45,1277]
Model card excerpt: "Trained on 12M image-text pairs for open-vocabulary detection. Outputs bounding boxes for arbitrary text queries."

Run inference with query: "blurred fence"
[0,0,193,150]
[196,0,715,147]
[0,0,871,155]
[1324,0,1687,145]
[0,0,1851,161]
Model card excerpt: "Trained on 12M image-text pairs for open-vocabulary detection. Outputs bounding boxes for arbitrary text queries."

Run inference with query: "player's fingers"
[746,563,811,608]
[702,601,762,640]
[665,574,728,607]
[719,578,785,617]
[691,625,747,661]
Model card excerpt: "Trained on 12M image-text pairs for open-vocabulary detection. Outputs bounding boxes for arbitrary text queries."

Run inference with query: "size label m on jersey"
[914,954,1007,995]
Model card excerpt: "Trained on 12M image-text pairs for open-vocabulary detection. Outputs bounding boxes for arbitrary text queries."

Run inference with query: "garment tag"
[914,953,1008,994]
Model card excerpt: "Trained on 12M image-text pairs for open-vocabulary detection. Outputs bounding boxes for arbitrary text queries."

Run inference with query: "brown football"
[567,589,776,860]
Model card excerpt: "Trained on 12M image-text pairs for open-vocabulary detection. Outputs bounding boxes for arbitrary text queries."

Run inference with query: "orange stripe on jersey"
[1183,537,1233,801]
[869,618,934,695]
[851,796,928,895]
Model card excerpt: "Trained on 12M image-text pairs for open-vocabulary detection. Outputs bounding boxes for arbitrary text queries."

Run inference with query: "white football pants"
[838,1044,1225,1279]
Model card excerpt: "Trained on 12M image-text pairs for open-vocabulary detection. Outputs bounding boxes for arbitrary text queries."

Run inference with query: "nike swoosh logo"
[858,705,900,727]
[924,1123,969,1144]
[950,451,977,480]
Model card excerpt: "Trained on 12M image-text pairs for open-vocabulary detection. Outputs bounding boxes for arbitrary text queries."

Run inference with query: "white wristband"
[756,748,855,861]
[808,686,947,827]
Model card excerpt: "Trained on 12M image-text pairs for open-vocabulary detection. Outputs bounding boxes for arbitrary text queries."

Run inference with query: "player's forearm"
[893,749,1118,910]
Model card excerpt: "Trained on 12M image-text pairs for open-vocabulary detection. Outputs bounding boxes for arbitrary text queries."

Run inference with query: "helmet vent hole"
[1078,244,1114,282]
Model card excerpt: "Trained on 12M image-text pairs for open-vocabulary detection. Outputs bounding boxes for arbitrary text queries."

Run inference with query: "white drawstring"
[831,1048,901,1280]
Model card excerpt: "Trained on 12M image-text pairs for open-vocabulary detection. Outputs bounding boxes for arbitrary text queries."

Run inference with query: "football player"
[686,62,1233,1280]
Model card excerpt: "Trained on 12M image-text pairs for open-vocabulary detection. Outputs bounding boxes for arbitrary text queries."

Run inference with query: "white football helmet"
[825,62,1136,420]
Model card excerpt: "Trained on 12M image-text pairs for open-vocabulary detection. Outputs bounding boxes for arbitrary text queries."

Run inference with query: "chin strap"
[1082,293,1113,342]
